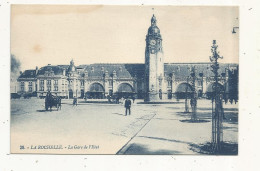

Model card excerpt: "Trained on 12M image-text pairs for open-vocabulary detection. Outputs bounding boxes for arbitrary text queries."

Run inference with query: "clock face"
[150,39,156,45]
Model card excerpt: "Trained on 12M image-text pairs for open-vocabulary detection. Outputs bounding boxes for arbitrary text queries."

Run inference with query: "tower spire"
[151,14,157,26]
[151,8,156,26]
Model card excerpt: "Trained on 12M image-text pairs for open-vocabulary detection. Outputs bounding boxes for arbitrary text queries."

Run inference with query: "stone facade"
[16,15,238,100]
[144,14,165,102]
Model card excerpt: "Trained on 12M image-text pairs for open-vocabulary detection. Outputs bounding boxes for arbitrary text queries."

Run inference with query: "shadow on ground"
[166,107,183,110]
[189,142,238,155]
[137,102,183,104]
[176,111,238,124]
[122,143,181,155]
[36,109,59,112]
[223,112,238,124]
[36,110,47,112]
[180,119,210,123]
[176,112,212,120]
[79,101,109,104]
[199,107,238,112]
[112,113,125,116]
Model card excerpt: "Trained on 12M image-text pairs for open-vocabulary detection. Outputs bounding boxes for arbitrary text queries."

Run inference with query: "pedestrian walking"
[108,95,111,103]
[124,97,131,116]
[116,96,120,104]
[73,96,78,106]
[132,96,135,103]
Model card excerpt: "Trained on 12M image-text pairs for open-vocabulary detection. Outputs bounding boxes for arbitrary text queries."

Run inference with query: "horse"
[45,95,61,111]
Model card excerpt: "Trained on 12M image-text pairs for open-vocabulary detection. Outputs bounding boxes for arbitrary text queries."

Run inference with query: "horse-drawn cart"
[45,94,61,111]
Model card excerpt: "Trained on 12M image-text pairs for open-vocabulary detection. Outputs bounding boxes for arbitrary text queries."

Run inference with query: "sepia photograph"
[10,5,239,155]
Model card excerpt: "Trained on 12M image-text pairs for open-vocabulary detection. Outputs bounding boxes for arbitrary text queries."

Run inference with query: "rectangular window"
[47,80,51,85]
[40,80,44,85]
[20,82,24,91]
[29,82,33,86]
[29,87,32,92]
[47,86,51,91]
[54,86,58,91]
[81,81,84,86]
[40,86,44,91]
[54,80,58,85]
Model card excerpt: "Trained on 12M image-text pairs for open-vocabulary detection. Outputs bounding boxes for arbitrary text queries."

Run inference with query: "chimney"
[35,66,38,75]
[63,68,66,76]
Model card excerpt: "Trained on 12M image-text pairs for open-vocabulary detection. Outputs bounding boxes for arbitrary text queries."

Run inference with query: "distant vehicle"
[11,93,21,99]
[45,95,61,111]
[23,93,32,99]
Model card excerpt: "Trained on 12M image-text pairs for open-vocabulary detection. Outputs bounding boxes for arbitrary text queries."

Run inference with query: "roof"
[79,63,238,78]
[18,63,238,80]
[164,63,238,78]
[78,63,145,79]
[18,70,36,79]
[37,65,64,76]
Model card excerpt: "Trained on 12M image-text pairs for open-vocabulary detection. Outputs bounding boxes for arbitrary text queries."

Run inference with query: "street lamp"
[184,75,190,113]
[109,73,113,97]
[190,66,197,121]
[210,40,224,153]
[232,27,239,34]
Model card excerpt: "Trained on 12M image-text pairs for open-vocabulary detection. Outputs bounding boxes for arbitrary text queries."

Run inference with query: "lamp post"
[184,76,190,113]
[109,73,114,97]
[190,66,197,121]
[210,40,224,153]
[232,27,239,34]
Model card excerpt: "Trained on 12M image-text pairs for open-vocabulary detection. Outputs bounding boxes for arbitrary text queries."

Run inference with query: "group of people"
[107,95,135,104]
[45,91,133,116]
[74,95,134,116]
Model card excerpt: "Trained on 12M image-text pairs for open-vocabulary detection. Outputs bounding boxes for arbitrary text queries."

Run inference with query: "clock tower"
[144,14,164,102]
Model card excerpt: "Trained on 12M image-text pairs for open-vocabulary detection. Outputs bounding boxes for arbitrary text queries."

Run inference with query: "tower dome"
[68,59,77,72]
[147,14,161,37]
[148,26,160,35]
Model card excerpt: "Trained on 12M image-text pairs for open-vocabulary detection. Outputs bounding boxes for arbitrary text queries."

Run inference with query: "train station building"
[16,15,238,101]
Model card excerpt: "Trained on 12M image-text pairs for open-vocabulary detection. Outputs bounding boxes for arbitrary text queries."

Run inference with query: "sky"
[11,5,239,71]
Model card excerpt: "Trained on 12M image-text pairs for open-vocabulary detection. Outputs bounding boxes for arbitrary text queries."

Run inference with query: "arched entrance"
[86,83,105,99]
[116,83,134,98]
[206,83,224,99]
[175,83,193,99]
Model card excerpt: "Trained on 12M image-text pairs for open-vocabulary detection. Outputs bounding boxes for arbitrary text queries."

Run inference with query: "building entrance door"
[87,83,105,99]
[69,90,73,99]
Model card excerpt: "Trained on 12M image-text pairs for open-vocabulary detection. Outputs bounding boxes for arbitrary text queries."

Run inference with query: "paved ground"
[11,98,238,154]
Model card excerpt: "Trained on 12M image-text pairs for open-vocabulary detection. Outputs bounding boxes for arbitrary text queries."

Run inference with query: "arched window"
[89,83,105,92]
[117,83,133,92]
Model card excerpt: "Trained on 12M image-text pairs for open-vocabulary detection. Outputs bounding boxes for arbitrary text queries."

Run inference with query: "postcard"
[10,5,239,155]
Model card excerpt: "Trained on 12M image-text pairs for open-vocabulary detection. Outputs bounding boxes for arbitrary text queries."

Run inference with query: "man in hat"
[124,97,132,116]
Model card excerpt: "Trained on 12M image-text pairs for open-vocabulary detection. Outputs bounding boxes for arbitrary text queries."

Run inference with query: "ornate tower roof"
[68,59,77,72]
[151,14,157,26]
[147,14,161,37]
